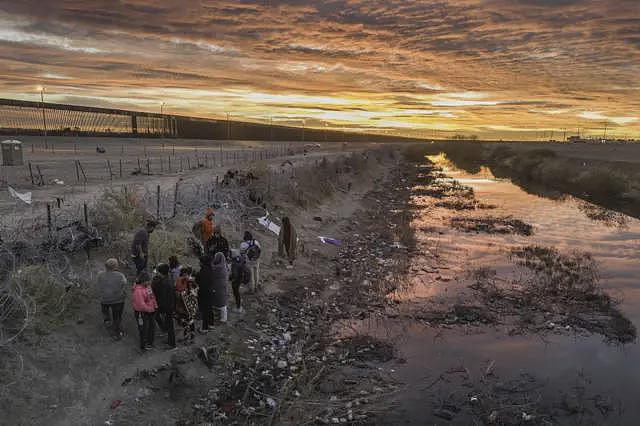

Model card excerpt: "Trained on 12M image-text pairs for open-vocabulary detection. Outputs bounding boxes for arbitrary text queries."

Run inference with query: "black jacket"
[206,235,230,259]
[196,264,214,306]
[151,273,175,313]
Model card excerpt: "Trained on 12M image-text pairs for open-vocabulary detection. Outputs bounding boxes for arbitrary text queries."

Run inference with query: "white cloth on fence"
[8,186,32,204]
[257,214,281,235]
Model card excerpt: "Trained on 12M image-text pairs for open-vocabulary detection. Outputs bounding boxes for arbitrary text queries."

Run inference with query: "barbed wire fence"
[0,144,395,394]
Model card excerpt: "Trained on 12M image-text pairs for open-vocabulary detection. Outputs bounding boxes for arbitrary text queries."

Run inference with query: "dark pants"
[101,302,124,336]
[133,255,147,274]
[232,280,242,309]
[200,301,213,330]
[156,311,176,347]
[134,311,155,350]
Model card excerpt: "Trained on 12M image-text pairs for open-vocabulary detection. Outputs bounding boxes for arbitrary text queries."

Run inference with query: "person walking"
[151,263,177,349]
[132,272,157,352]
[195,255,215,332]
[206,226,230,259]
[96,258,127,340]
[229,249,249,313]
[240,231,261,293]
[211,252,229,323]
[131,220,157,274]
[278,216,297,266]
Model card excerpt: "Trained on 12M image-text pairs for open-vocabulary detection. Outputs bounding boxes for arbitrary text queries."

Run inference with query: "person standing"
[168,255,182,285]
[175,266,197,341]
[240,231,261,293]
[206,226,230,259]
[131,220,157,274]
[96,258,127,340]
[278,216,297,266]
[193,208,215,246]
[211,252,229,323]
[132,272,157,352]
[196,255,215,332]
[151,263,176,349]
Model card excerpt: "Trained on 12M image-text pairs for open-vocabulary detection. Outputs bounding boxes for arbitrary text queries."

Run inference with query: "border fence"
[0,98,424,143]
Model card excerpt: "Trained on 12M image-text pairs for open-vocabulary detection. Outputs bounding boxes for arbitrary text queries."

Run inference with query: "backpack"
[246,240,261,261]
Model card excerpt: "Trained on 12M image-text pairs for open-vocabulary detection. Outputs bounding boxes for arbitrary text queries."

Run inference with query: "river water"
[342,155,640,425]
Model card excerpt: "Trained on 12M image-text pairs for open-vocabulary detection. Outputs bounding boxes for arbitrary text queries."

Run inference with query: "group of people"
[97,208,297,353]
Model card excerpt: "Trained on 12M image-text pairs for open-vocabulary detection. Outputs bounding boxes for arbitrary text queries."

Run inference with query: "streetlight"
[37,86,48,148]
[302,119,305,142]
[226,112,231,140]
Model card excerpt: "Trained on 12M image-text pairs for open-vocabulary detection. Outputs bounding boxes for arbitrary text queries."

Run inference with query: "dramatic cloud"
[0,0,638,139]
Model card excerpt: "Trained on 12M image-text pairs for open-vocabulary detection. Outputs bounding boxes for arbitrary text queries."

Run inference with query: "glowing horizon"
[0,1,638,140]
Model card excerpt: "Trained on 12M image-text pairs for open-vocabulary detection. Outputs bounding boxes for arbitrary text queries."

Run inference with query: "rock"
[433,408,455,420]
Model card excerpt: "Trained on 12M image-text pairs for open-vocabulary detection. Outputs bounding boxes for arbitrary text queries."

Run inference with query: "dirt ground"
[0,136,371,217]
[0,145,406,425]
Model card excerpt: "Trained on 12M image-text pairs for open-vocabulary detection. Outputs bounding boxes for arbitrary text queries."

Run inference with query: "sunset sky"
[0,0,639,140]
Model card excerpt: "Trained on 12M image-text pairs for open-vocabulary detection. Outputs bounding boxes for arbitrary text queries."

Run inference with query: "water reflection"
[339,157,640,424]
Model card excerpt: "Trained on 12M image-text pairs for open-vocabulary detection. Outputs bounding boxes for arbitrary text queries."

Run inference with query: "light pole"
[226,112,231,140]
[38,86,48,148]
[302,119,305,142]
[269,117,273,141]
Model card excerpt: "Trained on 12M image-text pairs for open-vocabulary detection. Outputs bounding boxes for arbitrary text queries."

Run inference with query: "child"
[132,271,157,352]
[175,266,197,341]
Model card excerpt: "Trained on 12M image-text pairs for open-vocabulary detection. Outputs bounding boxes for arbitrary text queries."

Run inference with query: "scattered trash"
[313,216,323,221]
[8,186,32,204]
[110,399,122,409]
[258,214,281,235]
[390,242,407,249]
[318,236,342,246]
[53,178,64,185]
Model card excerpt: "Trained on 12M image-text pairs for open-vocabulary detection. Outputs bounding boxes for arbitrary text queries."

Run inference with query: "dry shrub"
[4,266,84,337]
[572,168,629,200]
[148,229,189,266]
[91,188,147,243]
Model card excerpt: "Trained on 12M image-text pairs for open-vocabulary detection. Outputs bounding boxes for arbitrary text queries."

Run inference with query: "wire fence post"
[156,184,161,220]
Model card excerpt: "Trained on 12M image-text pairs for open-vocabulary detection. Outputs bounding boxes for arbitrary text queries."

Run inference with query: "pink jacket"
[132,284,157,313]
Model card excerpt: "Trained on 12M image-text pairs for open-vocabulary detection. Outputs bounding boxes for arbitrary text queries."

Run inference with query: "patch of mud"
[415,362,621,425]
[468,246,636,343]
[434,199,496,211]
[451,216,533,236]
[333,335,395,363]
[578,201,629,229]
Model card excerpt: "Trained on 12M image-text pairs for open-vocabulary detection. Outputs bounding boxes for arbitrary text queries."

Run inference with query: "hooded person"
[278,216,297,265]
[193,208,215,246]
[132,271,157,352]
[229,249,250,313]
[240,231,261,293]
[206,225,230,259]
[211,252,229,322]
[151,263,176,349]
[195,255,215,331]
[97,258,127,340]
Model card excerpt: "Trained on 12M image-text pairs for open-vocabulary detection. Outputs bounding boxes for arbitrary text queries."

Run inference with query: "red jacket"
[132,284,157,313]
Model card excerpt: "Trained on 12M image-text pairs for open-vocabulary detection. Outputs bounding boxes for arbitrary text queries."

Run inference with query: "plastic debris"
[258,214,281,235]
[318,236,342,246]
[8,186,32,204]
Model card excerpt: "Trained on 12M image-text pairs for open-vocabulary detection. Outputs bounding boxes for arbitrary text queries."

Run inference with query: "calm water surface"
[345,156,640,425]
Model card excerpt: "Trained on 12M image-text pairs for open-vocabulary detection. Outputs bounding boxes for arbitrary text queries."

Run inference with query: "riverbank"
[418,142,640,219]
[0,146,413,425]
